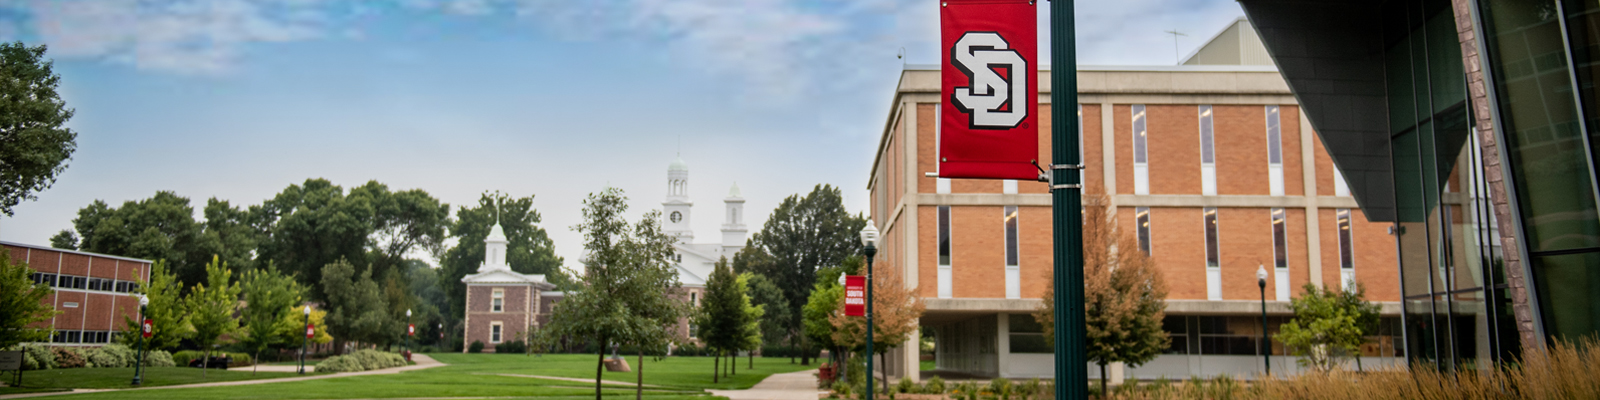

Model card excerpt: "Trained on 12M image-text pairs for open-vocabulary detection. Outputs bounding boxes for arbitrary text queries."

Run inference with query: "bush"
[496,340,527,354]
[85,344,138,368]
[988,378,1013,400]
[314,355,363,373]
[468,340,484,353]
[18,344,54,370]
[144,350,176,367]
[896,377,918,394]
[925,376,946,394]
[52,347,85,368]
[451,336,464,352]
[315,350,405,373]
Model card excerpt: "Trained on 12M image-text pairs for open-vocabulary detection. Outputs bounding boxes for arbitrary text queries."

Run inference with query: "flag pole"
[1049,0,1087,399]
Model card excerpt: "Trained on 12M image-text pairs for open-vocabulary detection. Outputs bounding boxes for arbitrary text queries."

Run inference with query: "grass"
[0,367,307,395]
[921,360,935,371]
[28,353,814,400]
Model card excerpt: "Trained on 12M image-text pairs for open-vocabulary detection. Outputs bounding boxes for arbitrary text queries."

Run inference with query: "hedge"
[172,350,254,368]
[314,350,406,373]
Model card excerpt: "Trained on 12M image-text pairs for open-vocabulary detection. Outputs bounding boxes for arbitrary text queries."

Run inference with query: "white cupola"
[721,182,747,255]
[479,221,510,272]
[663,156,694,243]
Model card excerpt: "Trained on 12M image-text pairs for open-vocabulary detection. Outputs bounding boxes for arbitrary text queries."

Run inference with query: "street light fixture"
[1257,265,1270,376]
[406,309,413,360]
[859,221,879,398]
[132,294,149,385]
[301,305,311,375]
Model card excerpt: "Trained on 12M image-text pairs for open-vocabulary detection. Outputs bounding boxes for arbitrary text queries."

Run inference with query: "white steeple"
[663,156,694,243]
[721,182,746,255]
[479,220,511,272]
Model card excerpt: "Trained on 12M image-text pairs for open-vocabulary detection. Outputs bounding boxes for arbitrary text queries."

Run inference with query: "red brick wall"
[2,244,150,336]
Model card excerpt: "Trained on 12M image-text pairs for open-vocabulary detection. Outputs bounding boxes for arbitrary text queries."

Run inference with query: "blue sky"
[0,0,1246,272]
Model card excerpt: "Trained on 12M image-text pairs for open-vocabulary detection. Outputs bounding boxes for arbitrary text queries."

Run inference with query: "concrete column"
[1300,110,1323,287]
[996,313,1010,377]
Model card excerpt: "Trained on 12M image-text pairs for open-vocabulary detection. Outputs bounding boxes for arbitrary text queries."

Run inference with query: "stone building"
[460,221,560,352]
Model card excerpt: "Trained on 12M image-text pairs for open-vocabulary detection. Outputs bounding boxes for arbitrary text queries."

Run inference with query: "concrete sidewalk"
[707,369,826,400]
[0,354,445,399]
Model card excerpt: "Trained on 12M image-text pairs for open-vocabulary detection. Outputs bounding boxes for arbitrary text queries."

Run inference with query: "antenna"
[1165,29,1188,65]
[897,47,906,70]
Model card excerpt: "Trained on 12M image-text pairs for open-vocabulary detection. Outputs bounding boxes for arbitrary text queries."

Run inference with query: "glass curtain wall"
[1480,0,1600,344]
[1388,0,1520,370]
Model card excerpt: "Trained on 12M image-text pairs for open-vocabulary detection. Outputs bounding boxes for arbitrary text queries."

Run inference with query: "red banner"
[844,275,866,317]
[307,323,315,339]
[941,0,1039,180]
[142,319,153,338]
[408,324,415,336]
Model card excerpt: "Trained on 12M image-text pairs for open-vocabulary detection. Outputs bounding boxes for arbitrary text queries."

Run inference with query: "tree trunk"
[730,349,736,376]
[252,350,260,376]
[748,348,753,370]
[594,337,605,400]
[713,349,720,383]
[790,331,796,364]
[800,325,810,365]
[636,348,645,400]
[1098,362,1107,398]
[880,351,890,394]
[202,349,210,378]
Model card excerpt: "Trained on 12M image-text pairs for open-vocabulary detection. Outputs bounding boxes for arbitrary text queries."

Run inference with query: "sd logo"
[950,31,1027,129]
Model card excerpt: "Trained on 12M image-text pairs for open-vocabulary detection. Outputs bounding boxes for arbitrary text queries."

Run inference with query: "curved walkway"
[0,354,445,399]
[707,369,826,400]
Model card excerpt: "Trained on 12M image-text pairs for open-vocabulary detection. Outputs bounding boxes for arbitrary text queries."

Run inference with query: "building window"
[1136,207,1151,254]
[1272,208,1288,269]
[1204,208,1220,268]
[1133,104,1149,195]
[938,206,951,266]
[1200,105,1217,196]
[492,289,504,312]
[1337,209,1354,270]
[1008,314,1051,353]
[491,322,503,344]
[691,292,697,307]
[1004,206,1019,267]
[1266,105,1285,196]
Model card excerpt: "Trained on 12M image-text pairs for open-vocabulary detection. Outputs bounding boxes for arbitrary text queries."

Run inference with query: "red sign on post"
[307,323,315,339]
[940,0,1040,180]
[844,275,866,317]
[408,324,415,336]
[141,319,153,338]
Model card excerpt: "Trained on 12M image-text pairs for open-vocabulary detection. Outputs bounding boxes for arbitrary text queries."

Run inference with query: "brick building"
[460,222,560,352]
[867,19,1404,380]
[2,241,150,345]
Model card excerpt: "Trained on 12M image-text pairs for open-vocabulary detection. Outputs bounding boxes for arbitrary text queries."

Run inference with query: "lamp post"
[405,309,413,359]
[1257,265,1270,375]
[132,294,148,385]
[301,305,311,375]
[859,221,879,398]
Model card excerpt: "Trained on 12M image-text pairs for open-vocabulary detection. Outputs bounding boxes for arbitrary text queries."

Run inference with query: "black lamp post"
[132,294,148,385]
[860,221,879,399]
[1257,265,1270,376]
[300,305,310,375]
[405,309,413,359]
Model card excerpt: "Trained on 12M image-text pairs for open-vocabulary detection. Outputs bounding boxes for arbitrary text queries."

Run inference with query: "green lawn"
[29,353,815,400]
[920,360,935,371]
[0,367,306,395]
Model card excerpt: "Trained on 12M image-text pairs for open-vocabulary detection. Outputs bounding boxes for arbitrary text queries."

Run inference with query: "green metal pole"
[864,244,877,400]
[132,305,145,385]
[1049,0,1086,399]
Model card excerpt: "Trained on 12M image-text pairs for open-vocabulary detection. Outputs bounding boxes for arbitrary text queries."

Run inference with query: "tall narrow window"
[1133,104,1149,195]
[1205,207,1222,300]
[1337,209,1356,290]
[1004,205,1020,299]
[490,322,503,344]
[1136,207,1152,254]
[1266,105,1285,196]
[1272,208,1290,301]
[492,289,504,312]
[1200,105,1217,195]
[938,205,952,298]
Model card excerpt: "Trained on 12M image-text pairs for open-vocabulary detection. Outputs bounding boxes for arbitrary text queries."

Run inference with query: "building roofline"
[1180,16,1250,65]
[0,241,154,264]
[901,63,1277,73]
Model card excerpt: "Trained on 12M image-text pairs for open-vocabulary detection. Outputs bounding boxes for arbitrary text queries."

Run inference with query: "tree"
[255,179,374,300]
[186,256,242,378]
[239,263,303,374]
[320,259,393,351]
[1337,282,1382,371]
[540,188,682,400]
[829,256,924,394]
[0,248,57,348]
[697,257,749,382]
[441,192,567,319]
[1278,282,1370,373]
[802,264,847,367]
[735,273,767,370]
[349,181,449,279]
[275,305,331,350]
[1034,196,1168,395]
[0,42,77,217]
[64,193,208,288]
[743,273,790,357]
[119,260,190,350]
[195,198,261,275]
[405,260,450,347]
[749,184,866,365]
[48,230,76,249]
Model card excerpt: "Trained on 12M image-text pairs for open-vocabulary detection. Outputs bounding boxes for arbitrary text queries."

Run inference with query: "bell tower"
[663,156,693,242]
[721,182,747,255]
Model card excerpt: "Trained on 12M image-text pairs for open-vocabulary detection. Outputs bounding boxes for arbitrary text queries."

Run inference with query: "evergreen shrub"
[468,340,484,353]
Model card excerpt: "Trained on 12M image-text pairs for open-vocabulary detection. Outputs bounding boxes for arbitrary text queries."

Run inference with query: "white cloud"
[15,0,324,74]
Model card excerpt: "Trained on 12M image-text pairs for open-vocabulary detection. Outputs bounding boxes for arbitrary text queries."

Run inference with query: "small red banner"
[141,319,153,338]
[940,0,1040,180]
[408,324,415,336]
[844,275,866,317]
[307,323,315,339]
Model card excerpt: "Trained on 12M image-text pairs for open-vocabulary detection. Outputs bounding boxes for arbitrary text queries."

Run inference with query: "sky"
[0,0,1246,272]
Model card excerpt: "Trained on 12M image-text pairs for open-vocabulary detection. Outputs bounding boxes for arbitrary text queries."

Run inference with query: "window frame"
[490,322,503,344]
[1204,207,1221,268]
[491,289,505,313]
[1004,205,1020,267]
[1136,207,1152,255]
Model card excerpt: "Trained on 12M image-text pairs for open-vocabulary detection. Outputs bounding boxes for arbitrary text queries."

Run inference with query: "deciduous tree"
[239,263,303,374]
[749,184,865,365]
[1035,196,1168,394]
[120,260,189,350]
[0,248,57,348]
[1278,282,1371,373]
[0,42,76,217]
[186,256,242,378]
[697,257,749,382]
[829,257,924,393]
[320,259,393,351]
